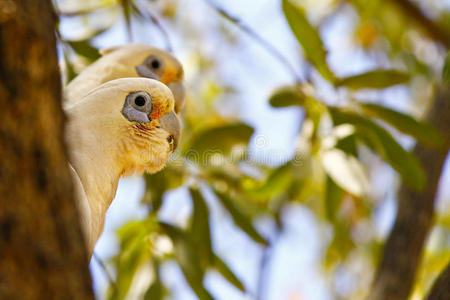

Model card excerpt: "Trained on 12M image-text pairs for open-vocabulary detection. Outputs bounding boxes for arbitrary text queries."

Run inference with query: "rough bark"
[367,86,450,300]
[426,260,450,300]
[0,0,94,299]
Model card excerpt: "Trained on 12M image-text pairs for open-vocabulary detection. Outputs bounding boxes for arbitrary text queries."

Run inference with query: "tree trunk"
[367,86,450,300]
[0,0,94,299]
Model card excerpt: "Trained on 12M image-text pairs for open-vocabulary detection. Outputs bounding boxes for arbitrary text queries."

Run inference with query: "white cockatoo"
[65,77,181,256]
[65,43,185,113]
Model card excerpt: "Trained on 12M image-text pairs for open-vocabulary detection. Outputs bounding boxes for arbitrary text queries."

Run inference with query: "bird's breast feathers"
[119,123,172,176]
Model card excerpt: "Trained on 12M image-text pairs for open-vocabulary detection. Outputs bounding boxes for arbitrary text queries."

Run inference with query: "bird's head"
[99,43,185,113]
[72,78,181,175]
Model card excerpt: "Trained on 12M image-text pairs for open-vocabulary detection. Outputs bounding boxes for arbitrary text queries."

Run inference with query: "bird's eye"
[150,59,160,69]
[124,91,152,120]
[134,96,146,107]
[167,135,174,145]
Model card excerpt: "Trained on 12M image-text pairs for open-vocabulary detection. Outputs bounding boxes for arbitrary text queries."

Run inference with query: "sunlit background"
[56,0,450,299]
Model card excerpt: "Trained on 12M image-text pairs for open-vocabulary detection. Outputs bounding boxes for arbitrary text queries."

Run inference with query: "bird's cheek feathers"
[121,133,172,176]
[159,67,176,83]
[150,101,172,121]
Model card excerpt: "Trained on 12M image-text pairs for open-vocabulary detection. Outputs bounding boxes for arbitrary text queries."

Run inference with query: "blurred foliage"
[55,0,449,299]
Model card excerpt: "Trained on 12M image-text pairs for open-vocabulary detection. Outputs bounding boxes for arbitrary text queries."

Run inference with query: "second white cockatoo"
[65,43,185,114]
[65,77,181,257]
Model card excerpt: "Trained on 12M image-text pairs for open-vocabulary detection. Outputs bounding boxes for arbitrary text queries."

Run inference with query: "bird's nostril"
[167,135,175,152]
[134,96,146,107]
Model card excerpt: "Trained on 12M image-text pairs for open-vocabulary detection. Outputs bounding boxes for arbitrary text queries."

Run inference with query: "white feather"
[65,78,175,257]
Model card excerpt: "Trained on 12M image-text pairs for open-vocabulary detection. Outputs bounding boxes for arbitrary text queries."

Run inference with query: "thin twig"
[256,198,286,300]
[203,0,304,84]
[134,0,173,52]
[145,11,173,53]
[256,238,278,300]
[92,252,117,291]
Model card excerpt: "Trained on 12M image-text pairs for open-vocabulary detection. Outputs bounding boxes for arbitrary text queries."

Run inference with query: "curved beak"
[159,110,181,152]
[167,81,185,114]
[136,64,158,80]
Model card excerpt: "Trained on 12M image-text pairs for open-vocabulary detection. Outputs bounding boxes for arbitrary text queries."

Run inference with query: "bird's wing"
[69,163,95,256]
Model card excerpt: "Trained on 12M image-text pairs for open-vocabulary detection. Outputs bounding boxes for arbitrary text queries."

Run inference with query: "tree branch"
[133,0,173,52]
[367,86,450,300]
[390,0,450,48]
[256,235,280,300]
[203,0,304,84]
[426,259,450,300]
[0,0,94,298]
[92,252,117,291]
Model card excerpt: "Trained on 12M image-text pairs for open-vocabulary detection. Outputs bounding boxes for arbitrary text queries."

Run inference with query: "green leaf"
[120,0,132,41]
[321,149,369,197]
[189,188,214,265]
[443,51,450,84]
[246,163,293,200]
[160,223,213,300]
[116,218,156,250]
[330,107,426,190]
[108,219,156,300]
[63,52,77,83]
[335,134,358,156]
[282,0,336,83]
[186,122,254,160]
[142,165,186,212]
[67,40,101,61]
[325,176,345,222]
[207,169,245,191]
[213,190,268,246]
[108,245,148,300]
[360,103,445,148]
[324,221,355,269]
[269,85,305,108]
[143,260,165,300]
[144,280,164,300]
[402,52,430,76]
[337,69,410,90]
[143,173,166,213]
[213,254,245,292]
[304,97,327,134]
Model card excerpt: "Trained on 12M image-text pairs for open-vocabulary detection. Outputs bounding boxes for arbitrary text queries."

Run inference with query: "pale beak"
[136,64,158,80]
[167,81,185,114]
[159,110,181,152]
